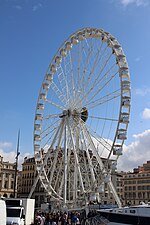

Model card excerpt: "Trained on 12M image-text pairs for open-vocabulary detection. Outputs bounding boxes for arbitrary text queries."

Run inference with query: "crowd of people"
[34,211,82,225]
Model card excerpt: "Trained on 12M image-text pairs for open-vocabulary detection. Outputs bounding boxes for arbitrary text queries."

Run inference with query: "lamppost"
[13,130,20,198]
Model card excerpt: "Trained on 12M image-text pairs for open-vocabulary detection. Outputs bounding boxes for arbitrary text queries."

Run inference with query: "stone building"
[0,155,16,198]
[18,155,118,208]
[121,161,150,206]
[17,156,46,208]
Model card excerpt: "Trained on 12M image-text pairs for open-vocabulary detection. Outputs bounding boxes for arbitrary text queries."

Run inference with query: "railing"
[84,215,109,225]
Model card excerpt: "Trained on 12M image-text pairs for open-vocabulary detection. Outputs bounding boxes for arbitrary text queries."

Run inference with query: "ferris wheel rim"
[33,27,131,207]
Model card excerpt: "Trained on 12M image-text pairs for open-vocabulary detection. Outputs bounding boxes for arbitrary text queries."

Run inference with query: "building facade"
[2,151,149,208]
[18,155,119,207]
[121,161,150,206]
[0,155,16,198]
[18,156,46,208]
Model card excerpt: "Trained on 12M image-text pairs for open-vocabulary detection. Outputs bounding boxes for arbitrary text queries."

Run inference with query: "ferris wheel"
[29,28,131,209]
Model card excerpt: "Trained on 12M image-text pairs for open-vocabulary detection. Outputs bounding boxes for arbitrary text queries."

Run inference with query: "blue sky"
[0,0,150,171]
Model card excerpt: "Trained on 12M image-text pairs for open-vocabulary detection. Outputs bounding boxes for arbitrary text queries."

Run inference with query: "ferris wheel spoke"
[87,92,120,110]
[76,38,104,103]
[42,120,64,151]
[90,63,117,93]
[41,127,57,147]
[75,56,116,108]
[57,65,69,104]
[42,121,59,136]
[83,43,108,90]
[88,115,118,122]
[71,38,95,104]
[50,81,67,106]
[85,58,115,103]
[79,39,104,94]
[46,99,65,111]
[84,88,120,108]
[85,70,119,106]
[79,42,92,94]
[67,51,76,106]
[76,42,82,93]
[81,123,106,172]
[43,114,59,120]
[40,117,59,135]
[85,92,120,110]
[41,120,59,139]
[85,123,112,153]
[73,41,92,100]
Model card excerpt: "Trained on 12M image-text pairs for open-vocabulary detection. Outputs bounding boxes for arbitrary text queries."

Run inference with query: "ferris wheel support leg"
[49,121,65,185]
[67,119,85,193]
[108,180,122,207]
[73,159,77,203]
[63,120,68,208]
[81,127,96,184]
[30,122,63,199]
[82,124,122,207]
[28,173,40,198]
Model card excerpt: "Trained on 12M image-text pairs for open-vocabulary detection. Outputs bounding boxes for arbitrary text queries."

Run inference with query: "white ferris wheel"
[29,28,131,210]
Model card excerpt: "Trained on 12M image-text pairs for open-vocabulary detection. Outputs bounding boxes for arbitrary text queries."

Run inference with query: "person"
[71,213,77,225]
[61,212,68,225]
[35,212,45,225]
[67,213,71,225]
[45,213,51,225]
[76,213,80,225]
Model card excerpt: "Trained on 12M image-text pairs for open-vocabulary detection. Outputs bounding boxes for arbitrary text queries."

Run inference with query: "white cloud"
[135,57,141,62]
[0,142,32,170]
[118,129,150,171]
[33,3,42,11]
[135,87,150,96]
[0,142,12,148]
[14,5,22,10]
[1,128,150,173]
[119,0,149,6]
[142,108,150,119]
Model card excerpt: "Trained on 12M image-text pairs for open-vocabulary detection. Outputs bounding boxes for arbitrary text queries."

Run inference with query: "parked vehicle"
[0,199,6,225]
[4,198,35,225]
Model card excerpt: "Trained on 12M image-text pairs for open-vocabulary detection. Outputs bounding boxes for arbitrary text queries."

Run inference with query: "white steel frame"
[29,28,131,209]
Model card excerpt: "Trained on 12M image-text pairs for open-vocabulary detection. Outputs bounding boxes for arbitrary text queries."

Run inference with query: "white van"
[5,198,35,225]
[0,199,6,225]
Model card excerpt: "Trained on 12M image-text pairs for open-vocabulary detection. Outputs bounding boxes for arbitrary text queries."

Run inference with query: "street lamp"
[13,129,20,198]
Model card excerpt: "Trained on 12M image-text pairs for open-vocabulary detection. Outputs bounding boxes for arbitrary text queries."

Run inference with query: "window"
[4,181,8,189]
[7,208,21,217]
[11,181,14,189]
[130,210,135,213]
[5,173,9,178]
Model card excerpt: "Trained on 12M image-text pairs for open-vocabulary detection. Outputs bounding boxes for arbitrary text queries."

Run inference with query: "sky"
[0,0,150,171]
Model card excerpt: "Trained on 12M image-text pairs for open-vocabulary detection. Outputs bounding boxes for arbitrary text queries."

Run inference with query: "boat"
[97,202,150,225]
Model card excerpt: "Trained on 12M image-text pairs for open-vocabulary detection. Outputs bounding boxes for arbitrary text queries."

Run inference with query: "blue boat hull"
[98,211,150,225]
